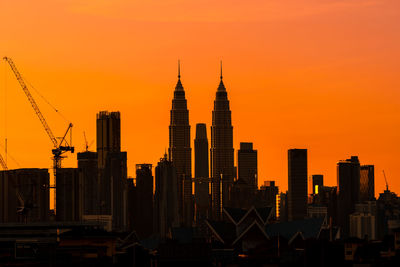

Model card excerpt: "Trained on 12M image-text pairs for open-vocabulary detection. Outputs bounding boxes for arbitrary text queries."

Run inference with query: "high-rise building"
[337,156,361,238]
[96,111,127,231]
[97,111,121,169]
[210,65,234,220]
[77,151,98,215]
[194,123,210,223]
[56,168,81,222]
[257,181,279,218]
[312,174,324,195]
[288,149,308,221]
[0,169,49,223]
[105,151,127,231]
[237,142,258,193]
[135,164,153,238]
[154,155,179,238]
[168,63,192,226]
[360,165,375,202]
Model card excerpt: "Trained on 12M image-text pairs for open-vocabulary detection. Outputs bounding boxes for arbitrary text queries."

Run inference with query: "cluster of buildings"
[1,67,400,266]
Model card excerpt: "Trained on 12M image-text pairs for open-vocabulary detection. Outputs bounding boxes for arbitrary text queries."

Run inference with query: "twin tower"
[169,63,234,223]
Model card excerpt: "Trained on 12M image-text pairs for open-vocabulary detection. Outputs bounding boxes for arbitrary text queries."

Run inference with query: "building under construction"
[0,169,49,223]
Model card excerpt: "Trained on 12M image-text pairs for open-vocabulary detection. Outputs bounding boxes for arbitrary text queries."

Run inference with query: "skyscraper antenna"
[220,60,223,80]
[178,60,181,79]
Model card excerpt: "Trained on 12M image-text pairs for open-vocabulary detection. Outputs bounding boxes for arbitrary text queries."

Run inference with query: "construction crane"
[383,170,389,191]
[3,57,74,210]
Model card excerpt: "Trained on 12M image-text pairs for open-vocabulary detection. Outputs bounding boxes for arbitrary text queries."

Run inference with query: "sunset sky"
[0,0,399,199]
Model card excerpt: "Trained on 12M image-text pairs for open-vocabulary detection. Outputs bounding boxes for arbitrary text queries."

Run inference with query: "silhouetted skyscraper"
[360,165,375,202]
[97,111,121,169]
[168,63,192,226]
[154,155,179,238]
[210,64,234,220]
[135,164,153,238]
[337,156,361,238]
[194,123,210,223]
[288,149,308,221]
[312,174,324,195]
[96,111,127,231]
[77,151,98,216]
[56,168,81,222]
[237,142,258,193]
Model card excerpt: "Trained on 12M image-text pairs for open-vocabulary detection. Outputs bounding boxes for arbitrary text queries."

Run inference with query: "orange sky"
[0,0,399,198]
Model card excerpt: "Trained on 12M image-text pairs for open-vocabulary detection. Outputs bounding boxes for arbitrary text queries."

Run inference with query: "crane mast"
[3,57,74,213]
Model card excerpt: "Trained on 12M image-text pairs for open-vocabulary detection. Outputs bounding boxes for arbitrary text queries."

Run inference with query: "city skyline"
[1,0,399,197]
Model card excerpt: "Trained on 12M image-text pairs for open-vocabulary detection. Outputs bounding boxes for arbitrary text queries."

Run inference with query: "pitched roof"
[232,220,269,245]
[205,220,236,244]
[224,207,248,224]
[265,217,325,240]
[255,207,273,224]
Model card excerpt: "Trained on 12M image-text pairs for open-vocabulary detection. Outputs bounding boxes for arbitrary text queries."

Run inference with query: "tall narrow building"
[210,64,234,220]
[194,123,210,223]
[288,149,308,221]
[337,156,361,237]
[168,63,192,226]
[96,111,127,231]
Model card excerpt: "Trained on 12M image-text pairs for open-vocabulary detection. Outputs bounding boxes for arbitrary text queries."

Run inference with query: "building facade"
[337,156,361,238]
[0,169,49,223]
[168,66,192,226]
[194,123,210,223]
[237,142,258,194]
[135,164,153,238]
[360,165,375,202]
[154,155,179,238]
[210,69,234,220]
[288,149,308,221]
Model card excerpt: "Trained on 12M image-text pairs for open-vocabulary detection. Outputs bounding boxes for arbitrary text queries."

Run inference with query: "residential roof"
[265,217,325,240]
[224,207,248,224]
[206,220,236,244]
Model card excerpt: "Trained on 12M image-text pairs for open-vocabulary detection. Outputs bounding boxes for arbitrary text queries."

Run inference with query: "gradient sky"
[0,0,399,199]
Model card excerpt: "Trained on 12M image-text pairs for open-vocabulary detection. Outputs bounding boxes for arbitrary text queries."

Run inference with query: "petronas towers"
[168,62,234,224]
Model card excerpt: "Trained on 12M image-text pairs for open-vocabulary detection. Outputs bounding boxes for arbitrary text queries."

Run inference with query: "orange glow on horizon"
[0,0,399,208]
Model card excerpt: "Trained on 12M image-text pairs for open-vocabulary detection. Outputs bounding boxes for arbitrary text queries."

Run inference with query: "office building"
[312,174,323,195]
[257,181,279,217]
[288,149,308,221]
[237,142,258,194]
[77,151,98,215]
[135,164,153,238]
[154,155,179,238]
[194,123,210,223]
[168,64,192,226]
[97,111,121,169]
[56,168,81,222]
[96,111,127,231]
[360,165,375,202]
[210,66,234,220]
[337,156,361,238]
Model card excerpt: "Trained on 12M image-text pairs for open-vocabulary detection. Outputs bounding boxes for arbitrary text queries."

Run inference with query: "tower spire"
[217,60,226,91]
[178,59,181,79]
[220,60,223,80]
